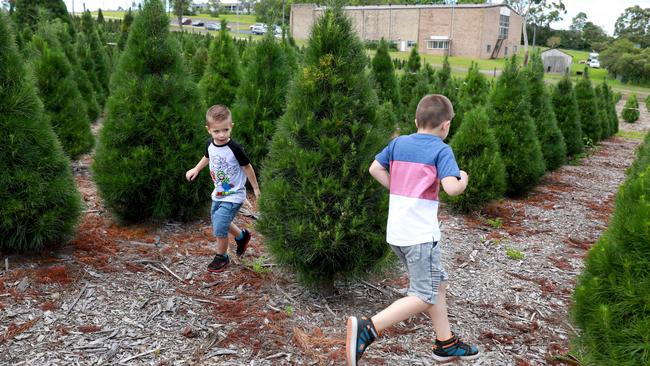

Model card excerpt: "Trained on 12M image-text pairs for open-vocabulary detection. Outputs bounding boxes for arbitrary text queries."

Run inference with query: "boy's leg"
[371,296,431,332]
[228,214,250,256]
[208,202,240,272]
[228,223,241,237]
[426,281,452,341]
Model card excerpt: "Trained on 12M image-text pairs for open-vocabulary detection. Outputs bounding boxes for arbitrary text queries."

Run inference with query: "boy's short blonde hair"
[415,94,455,130]
[206,105,231,126]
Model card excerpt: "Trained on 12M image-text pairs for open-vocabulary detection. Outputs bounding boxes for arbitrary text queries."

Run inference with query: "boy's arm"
[441,170,468,196]
[186,156,209,181]
[241,164,261,197]
[369,160,390,190]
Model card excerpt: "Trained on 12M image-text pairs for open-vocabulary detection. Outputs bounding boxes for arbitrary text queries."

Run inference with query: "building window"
[514,46,518,54]
[487,44,491,53]
[504,46,508,56]
[426,40,449,50]
[499,14,509,39]
[407,40,417,47]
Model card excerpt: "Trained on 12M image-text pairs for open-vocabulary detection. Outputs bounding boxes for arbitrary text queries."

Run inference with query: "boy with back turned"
[346,94,479,365]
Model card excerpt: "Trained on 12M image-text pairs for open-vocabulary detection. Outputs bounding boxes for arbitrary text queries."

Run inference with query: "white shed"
[540,48,572,74]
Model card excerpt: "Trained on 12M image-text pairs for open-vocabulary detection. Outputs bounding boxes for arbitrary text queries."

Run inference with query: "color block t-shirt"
[375,134,460,246]
[204,138,250,203]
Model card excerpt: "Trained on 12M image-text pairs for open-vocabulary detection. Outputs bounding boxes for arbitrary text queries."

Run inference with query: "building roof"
[311,3,520,16]
[541,48,572,58]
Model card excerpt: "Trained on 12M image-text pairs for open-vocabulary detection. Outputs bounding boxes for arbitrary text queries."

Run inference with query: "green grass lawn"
[91,11,256,25]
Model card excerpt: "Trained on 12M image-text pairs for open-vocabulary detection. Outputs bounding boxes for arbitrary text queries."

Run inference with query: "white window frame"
[426,40,449,50]
[499,14,509,39]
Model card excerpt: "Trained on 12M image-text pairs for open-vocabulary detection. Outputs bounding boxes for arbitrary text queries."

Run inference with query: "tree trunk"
[522,16,530,66]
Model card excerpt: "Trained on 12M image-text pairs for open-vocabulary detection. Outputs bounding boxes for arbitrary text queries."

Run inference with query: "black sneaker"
[207,253,229,273]
[235,229,251,256]
[432,333,479,362]
[346,316,378,366]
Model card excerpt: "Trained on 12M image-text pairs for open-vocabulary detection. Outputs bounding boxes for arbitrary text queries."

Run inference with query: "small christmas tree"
[444,107,506,212]
[30,21,94,159]
[81,10,110,98]
[198,19,241,107]
[621,93,640,123]
[432,56,462,138]
[551,76,584,157]
[0,13,81,252]
[257,6,390,290]
[488,56,545,195]
[117,9,134,51]
[524,52,566,171]
[458,62,490,111]
[93,0,210,223]
[593,83,611,138]
[371,38,400,108]
[401,70,432,135]
[190,46,208,82]
[575,68,602,143]
[232,31,295,170]
[406,45,421,73]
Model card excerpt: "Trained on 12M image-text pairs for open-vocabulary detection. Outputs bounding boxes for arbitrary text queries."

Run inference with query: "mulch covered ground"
[1,101,648,366]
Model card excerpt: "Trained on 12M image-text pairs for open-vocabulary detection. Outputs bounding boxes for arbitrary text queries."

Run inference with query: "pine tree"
[232,31,295,171]
[524,52,566,171]
[572,134,650,366]
[621,93,640,123]
[604,81,619,135]
[575,68,602,143]
[401,70,432,135]
[488,56,545,196]
[443,107,506,212]
[97,8,105,25]
[14,0,73,31]
[406,45,421,73]
[189,46,208,82]
[432,56,462,138]
[257,6,390,290]
[593,84,611,138]
[76,32,105,106]
[551,76,584,157]
[52,20,101,121]
[30,21,94,159]
[0,13,81,252]
[371,38,400,108]
[117,9,134,51]
[199,19,241,107]
[81,10,110,98]
[458,62,490,111]
[93,0,211,223]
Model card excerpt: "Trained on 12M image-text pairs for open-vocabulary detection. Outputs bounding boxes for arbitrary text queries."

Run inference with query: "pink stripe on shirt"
[389,160,439,200]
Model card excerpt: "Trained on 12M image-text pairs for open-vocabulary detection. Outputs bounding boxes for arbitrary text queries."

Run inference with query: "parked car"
[588,59,600,68]
[251,24,267,35]
[181,18,192,25]
[192,20,205,27]
[205,22,219,31]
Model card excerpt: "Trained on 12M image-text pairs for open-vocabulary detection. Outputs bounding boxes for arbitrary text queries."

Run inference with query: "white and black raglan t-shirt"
[204,138,251,204]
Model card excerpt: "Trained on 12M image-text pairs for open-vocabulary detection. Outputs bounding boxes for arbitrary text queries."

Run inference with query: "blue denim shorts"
[390,241,448,305]
[211,201,242,238]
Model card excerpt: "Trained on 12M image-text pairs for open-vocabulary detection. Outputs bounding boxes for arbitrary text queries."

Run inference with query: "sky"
[63,0,648,36]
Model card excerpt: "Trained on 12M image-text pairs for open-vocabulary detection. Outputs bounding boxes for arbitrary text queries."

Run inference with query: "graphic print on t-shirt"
[210,155,238,197]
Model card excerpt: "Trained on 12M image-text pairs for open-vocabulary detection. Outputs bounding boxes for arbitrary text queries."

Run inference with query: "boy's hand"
[185,168,199,182]
[460,170,468,182]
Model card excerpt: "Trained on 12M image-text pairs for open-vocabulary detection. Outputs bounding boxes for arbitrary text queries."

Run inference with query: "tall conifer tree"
[458,62,490,111]
[371,38,400,108]
[232,31,295,170]
[93,0,210,222]
[81,10,110,97]
[0,13,81,251]
[257,6,390,290]
[444,107,506,212]
[199,19,241,107]
[433,56,462,138]
[525,52,566,171]
[551,76,583,156]
[575,68,602,143]
[489,56,545,195]
[30,22,94,159]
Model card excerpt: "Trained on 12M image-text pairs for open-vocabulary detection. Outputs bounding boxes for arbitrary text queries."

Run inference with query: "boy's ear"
[414,118,419,129]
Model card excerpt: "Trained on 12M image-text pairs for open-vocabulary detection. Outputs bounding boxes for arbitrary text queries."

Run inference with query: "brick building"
[290,3,523,59]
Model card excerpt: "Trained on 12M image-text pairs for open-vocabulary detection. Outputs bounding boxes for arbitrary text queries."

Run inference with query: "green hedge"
[622,93,640,123]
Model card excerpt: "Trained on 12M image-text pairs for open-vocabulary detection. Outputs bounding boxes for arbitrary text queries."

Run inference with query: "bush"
[371,38,400,108]
[257,6,391,290]
[552,76,584,157]
[232,31,295,172]
[621,93,640,123]
[575,68,603,142]
[198,19,241,108]
[29,21,94,159]
[525,52,566,170]
[443,107,506,212]
[488,56,545,196]
[0,13,81,252]
[572,132,650,365]
[93,0,211,223]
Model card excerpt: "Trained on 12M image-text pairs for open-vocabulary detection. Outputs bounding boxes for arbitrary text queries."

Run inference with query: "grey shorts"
[390,241,448,305]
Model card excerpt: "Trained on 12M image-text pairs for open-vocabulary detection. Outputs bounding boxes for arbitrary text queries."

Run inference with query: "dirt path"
[1,103,648,366]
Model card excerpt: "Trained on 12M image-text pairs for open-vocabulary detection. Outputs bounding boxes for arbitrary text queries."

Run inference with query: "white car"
[588,59,600,68]
[249,23,267,35]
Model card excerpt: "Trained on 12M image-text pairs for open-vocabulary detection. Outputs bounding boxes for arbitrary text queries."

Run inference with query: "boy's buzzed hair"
[206,105,231,125]
[415,94,455,129]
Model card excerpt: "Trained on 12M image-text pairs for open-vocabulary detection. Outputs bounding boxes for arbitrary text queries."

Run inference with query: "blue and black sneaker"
[207,253,229,273]
[235,229,251,256]
[346,316,378,366]
[432,333,479,362]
